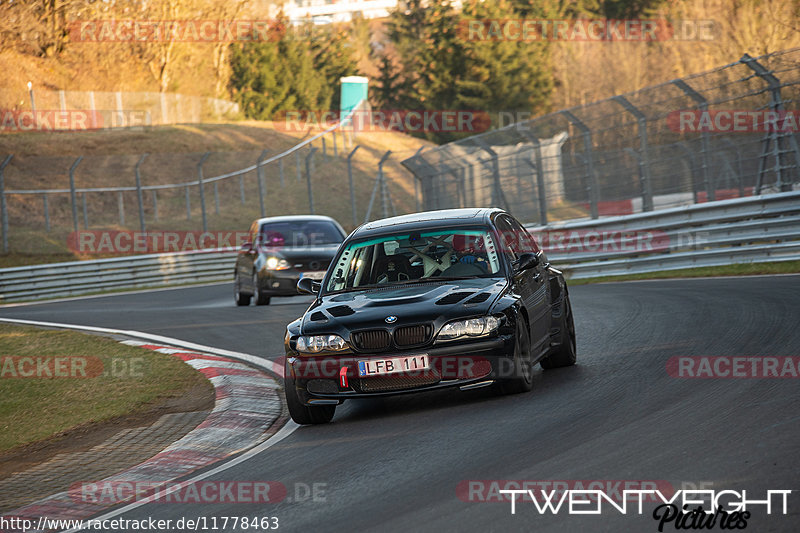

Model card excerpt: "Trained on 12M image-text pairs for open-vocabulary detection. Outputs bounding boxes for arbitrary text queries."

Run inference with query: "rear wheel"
[495,317,533,395]
[234,274,251,306]
[541,297,577,369]
[284,376,335,424]
[253,272,271,306]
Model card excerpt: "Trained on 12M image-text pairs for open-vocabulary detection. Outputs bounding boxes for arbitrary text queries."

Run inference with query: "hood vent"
[435,291,474,305]
[310,311,328,322]
[327,305,355,317]
[466,292,492,304]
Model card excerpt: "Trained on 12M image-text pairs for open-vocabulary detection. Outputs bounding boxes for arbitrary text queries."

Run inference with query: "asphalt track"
[2,275,800,532]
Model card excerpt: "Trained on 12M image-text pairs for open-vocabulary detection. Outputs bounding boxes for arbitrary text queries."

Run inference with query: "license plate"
[358,355,430,377]
[302,271,326,280]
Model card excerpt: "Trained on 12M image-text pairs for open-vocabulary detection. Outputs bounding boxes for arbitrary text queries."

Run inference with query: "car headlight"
[266,256,291,270]
[437,316,500,341]
[295,334,347,353]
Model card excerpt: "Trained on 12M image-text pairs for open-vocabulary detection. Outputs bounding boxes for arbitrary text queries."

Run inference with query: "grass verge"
[0,323,212,453]
[566,260,800,285]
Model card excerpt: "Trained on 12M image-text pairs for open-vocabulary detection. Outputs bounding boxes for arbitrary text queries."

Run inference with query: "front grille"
[294,260,329,272]
[394,325,432,347]
[306,379,339,394]
[357,370,441,392]
[352,329,391,351]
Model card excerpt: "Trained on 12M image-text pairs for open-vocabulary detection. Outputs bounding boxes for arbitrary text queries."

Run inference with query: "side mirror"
[240,241,253,253]
[297,277,321,295]
[514,252,540,273]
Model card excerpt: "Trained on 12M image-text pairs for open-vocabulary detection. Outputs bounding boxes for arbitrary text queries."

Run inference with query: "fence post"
[152,190,159,221]
[295,151,301,181]
[672,79,713,202]
[332,129,338,157]
[305,147,317,214]
[82,193,89,229]
[675,142,699,203]
[364,169,382,224]
[257,149,268,218]
[322,136,328,161]
[239,174,246,205]
[0,155,12,253]
[134,154,148,232]
[741,53,800,193]
[185,185,191,220]
[43,193,50,232]
[197,152,210,232]
[69,156,83,232]
[279,157,285,187]
[378,151,392,218]
[347,145,361,226]
[213,182,220,215]
[560,110,598,219]
[473,139,511,213]
[117,192,125,226]
[612,96,653,212]
[518,131,548,225]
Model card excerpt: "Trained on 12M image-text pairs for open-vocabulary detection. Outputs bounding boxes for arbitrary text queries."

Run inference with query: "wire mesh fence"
[0,88,240,128]
[401,48,800,225]
[0,99,415,255]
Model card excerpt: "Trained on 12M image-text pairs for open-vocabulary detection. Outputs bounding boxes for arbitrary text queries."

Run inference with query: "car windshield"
[325,227,502,293]
[258,220,343,248]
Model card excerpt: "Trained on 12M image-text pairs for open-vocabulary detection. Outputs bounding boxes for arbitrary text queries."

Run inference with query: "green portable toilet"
[340,76,369,114]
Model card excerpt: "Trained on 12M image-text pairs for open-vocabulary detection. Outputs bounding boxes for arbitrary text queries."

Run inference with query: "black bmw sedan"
[234,215,347,306]
[283,208,577,424]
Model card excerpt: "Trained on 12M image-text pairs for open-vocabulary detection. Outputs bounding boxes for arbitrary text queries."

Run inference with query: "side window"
[249,222,258,245]
[507,217,539,254]
[494,216,519,260]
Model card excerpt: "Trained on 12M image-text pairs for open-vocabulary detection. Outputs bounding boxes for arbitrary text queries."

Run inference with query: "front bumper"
[286,334,515,403]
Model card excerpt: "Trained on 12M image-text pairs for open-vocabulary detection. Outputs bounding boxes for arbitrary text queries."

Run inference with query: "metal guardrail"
[1,191,798,301]
[530,190,800,279]
[0,251,235,302]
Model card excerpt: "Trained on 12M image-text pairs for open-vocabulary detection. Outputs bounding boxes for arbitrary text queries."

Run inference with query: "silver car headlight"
[436,316,500,341]
[266,256,291,270]
[295,334,347,353]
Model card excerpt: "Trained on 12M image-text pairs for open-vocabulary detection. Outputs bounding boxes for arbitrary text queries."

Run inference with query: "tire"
[541,297,577,369]
[284,375,335,425]
[253,272,271,306]
[234,274,251,306]
[495,316,534,395]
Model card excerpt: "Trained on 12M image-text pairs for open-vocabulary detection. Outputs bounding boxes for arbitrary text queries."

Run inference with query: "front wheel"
[541,297,577,369]
[234,274,251,306]
[253,272,271,306]
[284,376,335,424]
[495,317,533,395]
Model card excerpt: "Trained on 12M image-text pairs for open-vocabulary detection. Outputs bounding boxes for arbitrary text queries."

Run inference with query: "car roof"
[353,208,504,239]
[255,215,340,225]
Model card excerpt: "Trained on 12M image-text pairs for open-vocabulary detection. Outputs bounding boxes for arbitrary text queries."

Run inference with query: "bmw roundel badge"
[385,315,398,324]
